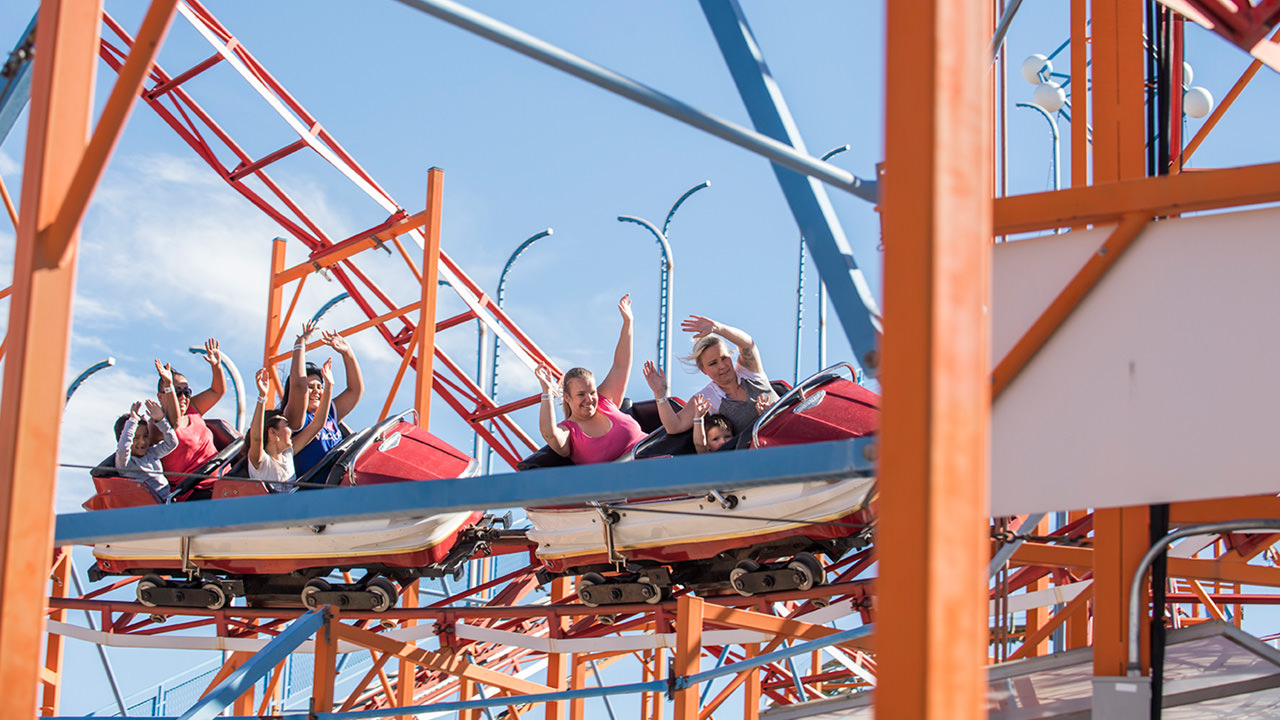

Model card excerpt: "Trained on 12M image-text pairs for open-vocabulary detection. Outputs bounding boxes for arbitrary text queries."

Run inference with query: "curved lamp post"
[486,228,553,473]
[188,346,247,433]
[309,292,350,326]
[64,357,115,406]
[616,215,674,394]
[796,145,849,382]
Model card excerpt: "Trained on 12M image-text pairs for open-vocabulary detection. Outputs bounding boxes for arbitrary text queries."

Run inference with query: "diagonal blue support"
[56,437,873,545]
[699,0,884,376]
[178,609,326,720]
[0,13,37,144]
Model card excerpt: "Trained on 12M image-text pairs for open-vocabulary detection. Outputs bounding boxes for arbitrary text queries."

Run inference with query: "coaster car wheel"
[136,574,165,608]
[367,577,399,613]
[301,578,332,610]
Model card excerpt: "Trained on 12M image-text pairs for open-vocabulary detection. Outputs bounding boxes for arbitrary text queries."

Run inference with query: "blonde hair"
[682,335,730,371]
[561,367,594,417]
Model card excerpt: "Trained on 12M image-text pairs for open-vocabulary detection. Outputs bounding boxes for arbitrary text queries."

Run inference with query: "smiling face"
[160,373,194,415]
[304,371,325,414]
[130,423,152,457]
[264,413,292,450]
[563,375,599,422]
[697,340,738,390]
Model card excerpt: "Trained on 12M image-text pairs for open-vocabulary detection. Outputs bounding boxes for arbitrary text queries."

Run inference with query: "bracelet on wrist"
[257,395,267,404]
[693,418,705,424]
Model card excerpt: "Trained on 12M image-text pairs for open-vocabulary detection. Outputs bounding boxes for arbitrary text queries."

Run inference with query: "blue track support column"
[178,609,327,720]
[0,14,37,144]
[699,0,883,376]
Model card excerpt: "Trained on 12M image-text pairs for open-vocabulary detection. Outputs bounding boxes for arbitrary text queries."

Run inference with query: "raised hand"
[642,360,666,396]
[755,393,773,416]
[295,319,319,346]
[155,360,173,387]
[618,294,633,324]
[202,338,222,368]
[321,358,334,385]
[691,393,711,418]
[321,330,351,354]
[130,400,144,418]
[680,315,718,340]
[255,368,271,396]
[145,399,165,421]
[535,364,558,395]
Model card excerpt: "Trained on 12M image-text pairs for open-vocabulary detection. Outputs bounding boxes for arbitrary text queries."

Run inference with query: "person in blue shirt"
[279,320,364,477]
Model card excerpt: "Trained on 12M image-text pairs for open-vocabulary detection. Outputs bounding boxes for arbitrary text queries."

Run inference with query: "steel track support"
[39,550,71,716]
[0,2,100,716]
[417,168,445,428]
[876,0,991,719]
[673,595,705,720]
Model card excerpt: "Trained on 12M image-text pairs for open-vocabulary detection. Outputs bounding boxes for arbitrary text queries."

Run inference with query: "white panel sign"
[991,206,1280,516]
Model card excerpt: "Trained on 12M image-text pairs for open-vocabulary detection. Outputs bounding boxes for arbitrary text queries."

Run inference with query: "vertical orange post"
[1088,0,1150,681]
[569,654,587,720]
[1024,517,1051,657]
[673,595,704,720]
[263,237,288,401]
[545,576,570,720]
[312,609,337,715]
[742,644,760,720]
[40,550,71,716]
[0,3,101,716]
[1071,0,1090,193]
[397,581,418,720]
[416,167,445,429]
[877,0,991,717]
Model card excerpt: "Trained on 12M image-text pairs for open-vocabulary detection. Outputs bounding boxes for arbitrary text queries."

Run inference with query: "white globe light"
[1021,54,1051,84]
[1182,61,1194,87]
[1032,81,1067,113]
[1184,86,1213,118]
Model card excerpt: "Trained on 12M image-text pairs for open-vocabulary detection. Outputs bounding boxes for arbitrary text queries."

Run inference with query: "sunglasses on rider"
[172,386,193,398]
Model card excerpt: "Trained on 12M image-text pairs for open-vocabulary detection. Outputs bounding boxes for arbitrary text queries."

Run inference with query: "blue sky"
[3,0,1280,713]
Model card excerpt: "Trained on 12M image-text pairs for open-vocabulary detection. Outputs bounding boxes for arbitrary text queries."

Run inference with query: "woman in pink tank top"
[535,295,646,464]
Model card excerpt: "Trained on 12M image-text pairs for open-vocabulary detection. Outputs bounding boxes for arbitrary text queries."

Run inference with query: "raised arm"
[536,365,571,457]
[690,396,713,454]
[248,368,270,471]
[115,402,143,470]
[155,361,179,424]
[322,330,364,421]
[293,359,334,452]
[282,320,318,430]
[145,399,179,459]
[681,315,765,375]
[642,361,698,434]
[190,338,226,415]
[597,294,633,406]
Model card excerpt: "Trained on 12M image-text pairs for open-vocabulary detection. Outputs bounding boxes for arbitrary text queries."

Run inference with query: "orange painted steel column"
[397,581,419,720]
[0,2,101,716]
[263,237,288,401]
[545,576,570,720]
[877,0,991,717]
[742,644,761,720]
[416,168,444,429]
[313,609,338,715]
[569,654,587,720]
[673,595,705,720]
[40,550,71,716]
[1071,0,1090,192]
[1088,0,1150,682]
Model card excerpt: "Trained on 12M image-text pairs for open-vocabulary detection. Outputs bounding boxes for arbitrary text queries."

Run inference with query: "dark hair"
[277,363,324,410]
[705,414,733,436]
[114,413,145,442]
[261,409,288,445]
[157,371,186,394]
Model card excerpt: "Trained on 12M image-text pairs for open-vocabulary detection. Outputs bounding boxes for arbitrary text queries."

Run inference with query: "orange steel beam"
[673,595,704,720]
[1071,0,1089,192]
[1182,26,1280,165]
[742,644,761,720]
[416,168,444,429]
[1006,583,1094,661]
[878,0,990,719]
[994,160,1280,233]
[1091,0,1146,184]
[1169,495,1280,523]
[266,301,423,366]
[1011,541,1280,586]
[273,209,429,286]
[1024,517,1052,658]
[0,2,102,716]
[0,173,17,231]
[40,550,71,716]
[569,654,586,720]
[263,237,288,401]
[331,622,554,696]
[397,582,418,720]
[45,0,178,262]
[313,610,337,715]
[991,213,1149,397]
[702,604,873,650]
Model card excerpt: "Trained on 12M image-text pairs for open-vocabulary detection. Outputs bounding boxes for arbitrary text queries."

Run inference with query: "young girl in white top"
[248,362,333,493]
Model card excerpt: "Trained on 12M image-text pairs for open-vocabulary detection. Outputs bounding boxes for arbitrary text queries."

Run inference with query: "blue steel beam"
[389,0,873,196]
[178,609,326,720]
[0,13,36,144]
[56,438,873,545]
[699,0,884,376]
